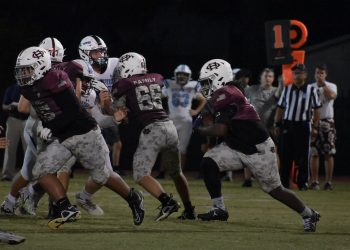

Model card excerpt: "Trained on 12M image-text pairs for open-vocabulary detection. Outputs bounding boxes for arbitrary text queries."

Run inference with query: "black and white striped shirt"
[277,84,321,122]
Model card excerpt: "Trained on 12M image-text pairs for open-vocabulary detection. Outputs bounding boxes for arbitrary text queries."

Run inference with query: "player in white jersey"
[79,35,123,174]
[161,64,206,172]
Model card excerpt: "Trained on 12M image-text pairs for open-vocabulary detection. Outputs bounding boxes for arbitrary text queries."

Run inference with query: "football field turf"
[1,171,349,250]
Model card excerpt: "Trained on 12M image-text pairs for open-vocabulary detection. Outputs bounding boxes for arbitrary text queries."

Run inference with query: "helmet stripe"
[91,35,102,46]
[51,37,55,58]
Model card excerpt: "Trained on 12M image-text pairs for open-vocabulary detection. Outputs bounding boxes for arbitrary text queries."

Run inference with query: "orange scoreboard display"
[265,20,308,85]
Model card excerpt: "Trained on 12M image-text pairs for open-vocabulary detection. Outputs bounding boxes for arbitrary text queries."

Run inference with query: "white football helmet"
[78,35,108,68]
[15,46,51,86]
[73,59,95,79]
[232,68,241,80]
[116,52,147,79]
[174,64,191,85]
[39,37,65,63]
[73,59,108,93]
[198,59,233,98]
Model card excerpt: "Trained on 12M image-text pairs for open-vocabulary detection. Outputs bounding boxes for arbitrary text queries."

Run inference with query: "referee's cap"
[292,63,307,72]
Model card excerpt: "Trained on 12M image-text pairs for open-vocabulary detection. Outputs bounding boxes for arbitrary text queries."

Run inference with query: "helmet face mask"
[116,52,147,79]
[198,78,213,99]
[174,64,191,86]
[175,72,190,85]
[15,66,36,86]
[73,59,95,94]
[15,47,51,86]
[198,59,233,99]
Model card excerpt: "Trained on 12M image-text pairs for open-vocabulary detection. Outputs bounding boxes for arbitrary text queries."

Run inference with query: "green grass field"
[1,171,350,250]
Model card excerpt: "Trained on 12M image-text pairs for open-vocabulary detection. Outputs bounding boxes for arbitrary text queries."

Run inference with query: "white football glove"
[37,121,52,141]
[39,128,52,141]
[90,79,108,92]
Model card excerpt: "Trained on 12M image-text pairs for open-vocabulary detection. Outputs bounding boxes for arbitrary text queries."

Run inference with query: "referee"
[274,64,321,190]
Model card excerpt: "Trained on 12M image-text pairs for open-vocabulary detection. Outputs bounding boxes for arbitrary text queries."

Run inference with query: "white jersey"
[81,90,97,109]
[162,79,201,121]
[94,57,119,92]
[310,81,337,119]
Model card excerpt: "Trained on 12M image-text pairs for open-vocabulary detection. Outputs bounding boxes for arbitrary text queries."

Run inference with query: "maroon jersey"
[20,69,96,142]
[53,61,83,88]
[210,84,269,154]
[211,85,260,121]
[113,73,168,129]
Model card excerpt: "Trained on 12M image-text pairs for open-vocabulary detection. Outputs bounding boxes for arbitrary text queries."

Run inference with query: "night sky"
[1,0,349,89]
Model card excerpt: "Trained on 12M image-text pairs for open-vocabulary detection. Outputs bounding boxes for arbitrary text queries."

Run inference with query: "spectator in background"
[274,64,321,190]
[243,68,278,187]
[310,64,337,190]
[1,83,28,181]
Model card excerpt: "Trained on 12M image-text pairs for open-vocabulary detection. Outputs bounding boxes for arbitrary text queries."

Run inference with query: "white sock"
[300,206,312,218]
[212,196,225,210]
[79,190,92,200]
[7,194,17,205]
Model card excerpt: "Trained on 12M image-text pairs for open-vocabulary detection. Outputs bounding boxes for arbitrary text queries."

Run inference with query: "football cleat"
[177,206,196,220]
[324,182,333,190]
[47,205,81,229]
[127,188,145,226]
[0,231,25,245]
[75,192,104,216]
[197,206,229,221]
[303,209,320,232]
[18,188,36,216]
[155,195,180,221]
[310,182,320,190]
[0,198,16,215]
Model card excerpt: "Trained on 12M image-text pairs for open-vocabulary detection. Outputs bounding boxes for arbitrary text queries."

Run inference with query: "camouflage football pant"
[204,137,281,192]
[311,119,336,156]
[133,120,181,181]
[32,127,111,184]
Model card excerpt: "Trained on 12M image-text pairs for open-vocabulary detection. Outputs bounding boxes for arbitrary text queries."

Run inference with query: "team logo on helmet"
[119,54,133,63]
[206,62,221,71]
[32,50,45,59]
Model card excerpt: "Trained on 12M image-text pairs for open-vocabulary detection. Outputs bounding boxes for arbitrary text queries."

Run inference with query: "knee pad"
[91,168,110,185]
